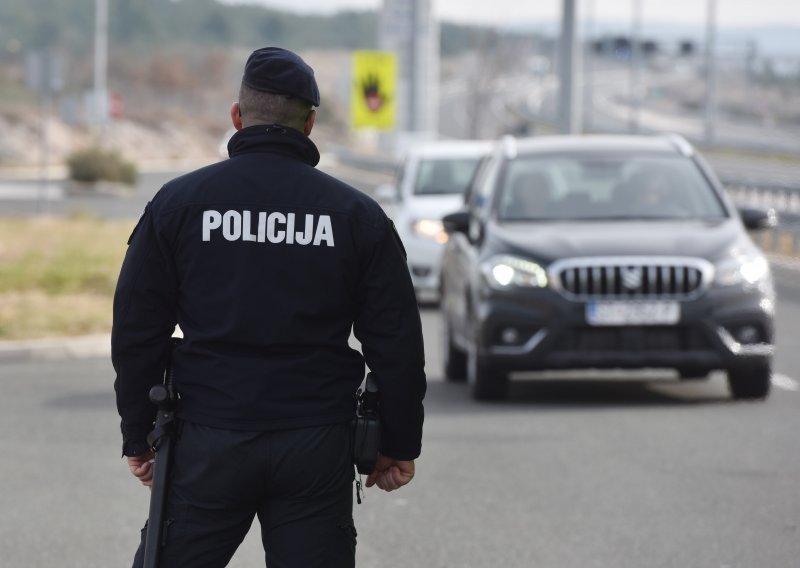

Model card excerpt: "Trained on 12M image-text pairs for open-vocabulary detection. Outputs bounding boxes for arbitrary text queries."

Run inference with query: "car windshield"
[414,157,483,196]
[496,154,728,221]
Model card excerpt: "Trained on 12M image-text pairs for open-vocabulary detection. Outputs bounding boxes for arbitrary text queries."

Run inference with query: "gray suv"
[440,134,777,400]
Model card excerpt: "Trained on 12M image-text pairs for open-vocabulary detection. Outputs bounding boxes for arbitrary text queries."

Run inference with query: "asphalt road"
[1,265,799,568]
[2,161,800,566]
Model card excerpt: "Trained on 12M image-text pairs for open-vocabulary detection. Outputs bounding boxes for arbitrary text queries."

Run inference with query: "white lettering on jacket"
[202,210,335,247]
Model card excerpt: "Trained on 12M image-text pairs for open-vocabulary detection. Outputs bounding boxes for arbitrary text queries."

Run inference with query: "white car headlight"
[411,219,448,244]
[481,255,548,289]
[715,255,771,289]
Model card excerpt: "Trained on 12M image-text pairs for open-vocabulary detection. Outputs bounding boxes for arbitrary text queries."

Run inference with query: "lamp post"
[704,0,718,146]
[558,0,582,134]
[94,0,109,139]
[629,0,643,133]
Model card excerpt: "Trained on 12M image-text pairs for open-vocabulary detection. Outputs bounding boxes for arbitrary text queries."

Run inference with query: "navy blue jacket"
[112,125,426,460]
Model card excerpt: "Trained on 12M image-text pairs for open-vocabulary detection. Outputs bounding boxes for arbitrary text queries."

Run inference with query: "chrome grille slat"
[578,267,588,295]
[688,269,700,290]
[608,266,617,295]
[552,257,712,301]
[660,266,670,297]
[565,269,575,292]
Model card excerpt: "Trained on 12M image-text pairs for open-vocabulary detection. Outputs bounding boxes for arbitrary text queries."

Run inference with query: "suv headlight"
[481,255,548,289]
[714,254,771,290]
[411,219,448,244]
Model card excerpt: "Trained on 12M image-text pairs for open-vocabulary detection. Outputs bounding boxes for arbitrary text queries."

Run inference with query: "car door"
[444,153,503,344]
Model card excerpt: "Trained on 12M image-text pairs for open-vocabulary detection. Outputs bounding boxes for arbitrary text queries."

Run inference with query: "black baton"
[142,338,180,568]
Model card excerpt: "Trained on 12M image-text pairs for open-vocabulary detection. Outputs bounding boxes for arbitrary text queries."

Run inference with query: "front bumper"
[404,235,446,295]
[474,285,774,373]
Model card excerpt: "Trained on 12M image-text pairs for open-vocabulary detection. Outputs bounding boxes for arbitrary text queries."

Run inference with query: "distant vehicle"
[376,140,492,301]
[222,134,485,301]
[440,134,777,400]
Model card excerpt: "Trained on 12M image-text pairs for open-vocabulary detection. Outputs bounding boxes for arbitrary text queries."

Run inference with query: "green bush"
[66,146,138,185]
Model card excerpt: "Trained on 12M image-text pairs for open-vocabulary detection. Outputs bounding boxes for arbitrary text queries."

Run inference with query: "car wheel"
[677,367,711,380]
[467,348,508,400]
[727,363,771,400]
[443,322,467,382]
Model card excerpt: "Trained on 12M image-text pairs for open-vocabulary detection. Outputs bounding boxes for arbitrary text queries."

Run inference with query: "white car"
[377,140,492,301]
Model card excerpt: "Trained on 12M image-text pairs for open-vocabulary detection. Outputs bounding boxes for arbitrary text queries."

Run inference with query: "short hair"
[238,82,313,131]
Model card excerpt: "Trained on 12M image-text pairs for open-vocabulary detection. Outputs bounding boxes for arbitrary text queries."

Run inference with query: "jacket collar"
[227,124,320,167]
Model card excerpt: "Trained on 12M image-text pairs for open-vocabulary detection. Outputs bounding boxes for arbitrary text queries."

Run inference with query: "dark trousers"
[132,421,356,568]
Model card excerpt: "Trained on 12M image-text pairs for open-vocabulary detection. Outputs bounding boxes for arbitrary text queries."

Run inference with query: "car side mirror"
[442,211,470,234]
[738,207,778,231]
[374,183,399,204]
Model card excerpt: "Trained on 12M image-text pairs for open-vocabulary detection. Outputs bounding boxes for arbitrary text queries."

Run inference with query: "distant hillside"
[0,0,539,168]
[0,0,514,56]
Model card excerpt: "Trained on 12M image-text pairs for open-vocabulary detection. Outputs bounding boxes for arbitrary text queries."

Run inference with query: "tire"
[444,344,467,383]
[727,363,771,400]
[467,348,509,401]
[677,367,711,380]
[443,322,467,382]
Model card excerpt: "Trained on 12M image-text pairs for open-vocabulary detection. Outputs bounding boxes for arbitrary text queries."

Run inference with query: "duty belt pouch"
[352,372,381,475]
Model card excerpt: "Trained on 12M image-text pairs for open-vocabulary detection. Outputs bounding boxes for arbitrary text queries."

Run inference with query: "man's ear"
[303,109,316,136]
[230,102,244,130]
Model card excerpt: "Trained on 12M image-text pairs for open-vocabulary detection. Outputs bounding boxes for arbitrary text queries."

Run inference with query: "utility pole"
[704,0,718,146]
[379,0,439,140]
[583,0,595,133]
[26,49,64,214]
[558,0,581,134]
[94,0,109,140]
[629,0,643,133]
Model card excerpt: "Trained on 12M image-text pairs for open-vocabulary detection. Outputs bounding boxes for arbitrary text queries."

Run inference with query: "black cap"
[242,47,320,107]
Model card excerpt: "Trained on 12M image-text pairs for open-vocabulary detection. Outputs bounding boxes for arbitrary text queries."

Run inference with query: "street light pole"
[94,0,108,139]
[558,0,581,134]
[704,0,718,146]
[583,0,595,133]
[629,0,643,133]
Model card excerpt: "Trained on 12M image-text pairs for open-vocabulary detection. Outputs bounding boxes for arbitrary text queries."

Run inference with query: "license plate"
[586,300,680,326]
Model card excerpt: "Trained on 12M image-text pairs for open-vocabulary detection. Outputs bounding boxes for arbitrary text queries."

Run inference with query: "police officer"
[112,46,427,567]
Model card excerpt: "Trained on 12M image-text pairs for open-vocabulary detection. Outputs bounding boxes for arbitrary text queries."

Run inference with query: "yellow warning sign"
[351,50,397,130]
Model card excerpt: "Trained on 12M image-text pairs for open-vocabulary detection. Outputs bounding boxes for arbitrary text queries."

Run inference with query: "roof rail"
[501,135,517,159]
[663,133,694,157]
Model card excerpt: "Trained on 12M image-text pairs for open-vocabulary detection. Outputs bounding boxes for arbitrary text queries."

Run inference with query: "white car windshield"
[414,158,483,196]
[496,154,728,221]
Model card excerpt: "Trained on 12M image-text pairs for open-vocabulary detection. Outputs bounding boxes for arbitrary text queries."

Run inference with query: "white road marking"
[772,374,799,392]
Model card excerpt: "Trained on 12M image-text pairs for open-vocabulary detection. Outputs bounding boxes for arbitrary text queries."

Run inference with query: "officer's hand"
[127,450,155,488]
[365,455,415,492]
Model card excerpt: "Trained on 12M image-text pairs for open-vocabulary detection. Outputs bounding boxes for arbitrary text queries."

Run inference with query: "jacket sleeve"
[111,202,178,456]
[353,218,427,461]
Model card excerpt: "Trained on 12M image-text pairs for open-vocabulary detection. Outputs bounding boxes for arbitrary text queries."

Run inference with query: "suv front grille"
[549,256,714,301]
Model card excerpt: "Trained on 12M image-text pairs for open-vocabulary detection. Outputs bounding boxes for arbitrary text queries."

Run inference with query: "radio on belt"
[352,372,381,475]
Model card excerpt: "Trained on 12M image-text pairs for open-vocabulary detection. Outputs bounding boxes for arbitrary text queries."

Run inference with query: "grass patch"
[0,216,135,340]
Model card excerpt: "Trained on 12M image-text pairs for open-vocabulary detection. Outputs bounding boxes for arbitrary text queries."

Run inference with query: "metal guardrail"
[723,180,800,222]
[725,181,800,258]
[725,184,800,216]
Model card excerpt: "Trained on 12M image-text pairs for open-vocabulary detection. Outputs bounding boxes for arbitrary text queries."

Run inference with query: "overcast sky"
[221,0,800,28]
